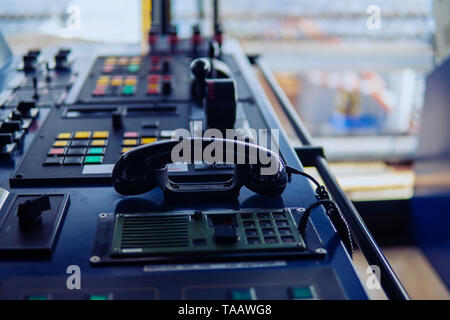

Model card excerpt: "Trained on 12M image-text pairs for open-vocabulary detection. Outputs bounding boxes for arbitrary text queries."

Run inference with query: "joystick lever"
[17,195,51,226]
[190,58,211,105]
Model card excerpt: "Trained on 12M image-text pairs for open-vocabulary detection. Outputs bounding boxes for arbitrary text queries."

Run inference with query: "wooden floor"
[353,246,450,300]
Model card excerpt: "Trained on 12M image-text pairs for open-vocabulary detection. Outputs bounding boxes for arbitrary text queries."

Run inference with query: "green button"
[123,85,135,95]
[88,147,104,155]
[89,294,109,300]
[231,288,257,300]
[84,155,103,164]
[128,64,139,72]
[28,295,48,300]
[290,287,314,300]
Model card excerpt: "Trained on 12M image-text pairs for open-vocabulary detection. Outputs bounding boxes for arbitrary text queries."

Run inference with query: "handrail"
[251,55,409,300]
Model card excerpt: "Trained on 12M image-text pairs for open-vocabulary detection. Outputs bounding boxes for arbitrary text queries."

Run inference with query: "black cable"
[286,165,321,189]
[288,165,354,257]
[298,199,335,236]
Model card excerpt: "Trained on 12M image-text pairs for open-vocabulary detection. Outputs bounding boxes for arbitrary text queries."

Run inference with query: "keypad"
[92,72,139,97]
[239,211,298,246]
[44,131,109,166]
[120,131,161,154]
[101,56,141,74]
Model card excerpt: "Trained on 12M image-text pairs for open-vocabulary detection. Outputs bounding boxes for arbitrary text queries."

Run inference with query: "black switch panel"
[0,193,70,257]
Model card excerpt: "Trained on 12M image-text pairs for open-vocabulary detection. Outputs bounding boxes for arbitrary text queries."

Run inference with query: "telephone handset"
[112,137,288,200]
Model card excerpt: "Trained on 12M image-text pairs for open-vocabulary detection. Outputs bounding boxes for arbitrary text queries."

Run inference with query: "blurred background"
[0,0,448,299]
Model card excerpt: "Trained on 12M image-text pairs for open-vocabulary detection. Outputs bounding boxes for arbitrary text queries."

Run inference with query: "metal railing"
[251,55,409,300]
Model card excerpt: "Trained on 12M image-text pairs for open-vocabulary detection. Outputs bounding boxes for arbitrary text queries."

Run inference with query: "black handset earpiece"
[112,137,288,200]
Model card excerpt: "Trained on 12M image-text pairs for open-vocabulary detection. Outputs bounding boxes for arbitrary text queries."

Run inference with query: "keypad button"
[123,132,139,138]
[289,287,314,300]
[74,131,91,139]
[67,148,87,156]
[243,221,255,227]
[264,236,278,244]
[278,228,292,235]
[43,157,63,166]
[63,156,84,165]
[90,139,107,147]
[146,83,159,94]
[121,147,134,154]
[259,220,272,227]
[273,212,286,219]
[245,228,258,236]
[92,131,109,139]
[141,129,158,137]
[88,294,110,300]
[282,236,295,243]
[140,137,157,145]
[230,288,257,300]
[48,148,66,156]
[261,228,275,236]
[56,132,72,140]
[257,212,270,219]
[122,85,135,95]
[53,140,69,147]
[160,130,174,138]
[27,295,50,300]
[110,77,123,86]
[128,64,139,73]
[84,156,103,164]
[87,147,105,155]
[246,237,260,245]
[122,139,138,146]
[71,140,89,147]
[276,220,289,227]
[241,213,253,219]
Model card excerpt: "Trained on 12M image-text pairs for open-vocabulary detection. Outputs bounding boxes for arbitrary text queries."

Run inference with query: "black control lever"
[0,121,21,133]
[208,41,218,78]
[17,101,36,118]
[0,133,13,148]
[190,58,211,104]
[17,195,51,226]
[32,76,39,100]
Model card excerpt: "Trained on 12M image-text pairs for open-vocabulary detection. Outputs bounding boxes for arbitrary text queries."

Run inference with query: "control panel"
[0,23,368,300]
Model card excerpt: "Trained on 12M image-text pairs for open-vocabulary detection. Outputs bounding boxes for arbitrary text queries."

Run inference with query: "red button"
[123,132,139,138]
[49,148,65,155]
[148,75,160,83]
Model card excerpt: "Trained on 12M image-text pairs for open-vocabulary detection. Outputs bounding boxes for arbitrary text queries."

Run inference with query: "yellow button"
[121,147,134,154]
[91,139,107,147]
[122,139,138,146]
[125,79,137,86]
[141,137,157,145]
[110,78,123,86]
[57,132,72,140]
[96,79,109,86]
[74,131,92,139]
[148,83,159,90]
[118,57,129,66]
[92,131,109,139]
[53,140,69,147]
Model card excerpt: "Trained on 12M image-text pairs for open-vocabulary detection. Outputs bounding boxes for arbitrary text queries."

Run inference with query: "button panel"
[44,131,109,166]
[239,211,299,246]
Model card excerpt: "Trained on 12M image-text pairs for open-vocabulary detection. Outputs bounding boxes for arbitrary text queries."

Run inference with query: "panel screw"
[90,256,100,263]
[315,248,327,254]
[99,213,107,218]
[296,208,306,212]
